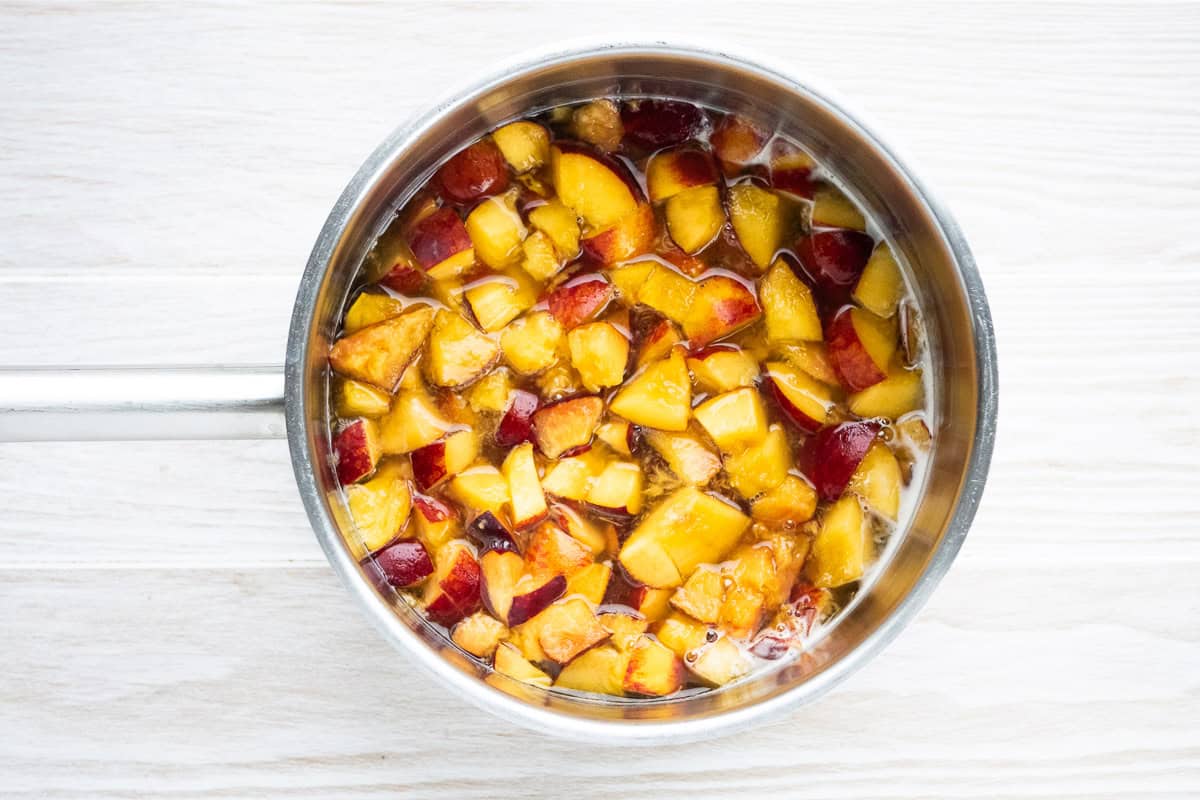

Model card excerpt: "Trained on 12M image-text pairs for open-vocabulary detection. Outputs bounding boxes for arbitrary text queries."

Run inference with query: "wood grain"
[1,1,1198,797]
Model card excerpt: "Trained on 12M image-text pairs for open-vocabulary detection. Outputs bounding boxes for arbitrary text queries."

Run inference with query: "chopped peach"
[452,611,509,658]
[565,562,613,605]
[334,378,392,419]
[711,114,769,169]
[806,494,869,588]
[618,487,750,588]
[436,139,509,204]
[533,598,610,664]
[607,260,656,304]
[495,388,539,448]
[635,264,695,322]
[540,448,607,502]
[621,99,707,151]
[718,584,766,638]
[465,191,526,269]
[571,99,623,152]
[682,275,761,346]
[581,203,656,264]
[666,186,724,254]
[378,390,452,454]
[464,269,537,332]
[595,419,633,457]
[479,549,525,621]
[655,611,711,659]
[500,311,563,375]
[345,460,412,555]
[412,493,462,551]
[492,121,550,173]
[762,361,835,434]
[334,418,382,484]
[551,503,611,556]
[609,348,692,432]
[775,340,839,386]
[422,541,482,625]
[408,208,475,280]
[633,314,683,369]
[424,310,500,387]
[643,429,722,486]
[344,292,405,334]
[409,428,478,490]
[848,367,924,419]
[531,396,604,458]
[826,307,897,392]
[329,305,436,392]
[751,475,818,528]
[646,148,719,203]
[447,465,510,517]
[693,387,769,451]
[550,143,640,229]
[769,141,817,198]
[811,182,866,230]
[465,367,514,413]
[795,230,875,303]
[374,537,435,588]
[534,361,584,402]
[853,242,904,318]
[547,274,614,329]
[723,424,792,499]
[585,461,644,517]
[568,322,629,392]
[690,636,751,686]
[687,346,758,393]
[760,259,822,342]
[518,229,562,282]
[527,199,581,260]
[507,575,568,627]
[597,611,649,651]
[493,641,552,688]
[848,441,902,519]
[524,522,594,581]
[554,644,628,695]
[809,420,882,502]
[501,442,549,529]
[670,566,723,623]
[623,635,684,696]
[727,183,789,269]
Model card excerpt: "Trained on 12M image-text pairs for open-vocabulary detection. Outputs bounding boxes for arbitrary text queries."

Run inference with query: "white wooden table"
[2,3,1197,797]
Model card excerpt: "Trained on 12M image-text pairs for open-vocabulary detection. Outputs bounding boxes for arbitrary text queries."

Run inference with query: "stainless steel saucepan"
[0,44,997,742]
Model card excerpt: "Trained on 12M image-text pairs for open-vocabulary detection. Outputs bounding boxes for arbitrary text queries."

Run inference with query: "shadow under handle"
[0,367,287,442]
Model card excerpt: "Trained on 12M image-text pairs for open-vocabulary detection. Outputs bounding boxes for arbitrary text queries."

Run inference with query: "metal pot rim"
[285,41,998,743]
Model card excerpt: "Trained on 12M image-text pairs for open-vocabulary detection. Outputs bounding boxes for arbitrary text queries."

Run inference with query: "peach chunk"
[465,190,526,269]
[507,575,568,628]
[408,208,475,280]
[618,487,750,588]
[536,598,611,664]
[531,396,604,459]
[374,537,434,588]
[412,492,462,551]
[344,460,412,555]
[501,442,549,530]
[409,429,477,491]
[806,494,870,588]
[795,230,875,305]
[334,378,392,419]
[334,418,382,484]
[571,99,623,152]
[760,258,822,342]
[769,141,817,199]
[623,635,685,696]
[682,275,761,346]
[687,346,759,393]
[585,461,644,518]
[848,367,924,419]
[609,348,692,432]
[447,465,510,517]
[693,387,769,451]
[666,186,724,254]
[646,148,719,203]
[480,549,525,621]
[762,360,834,434]
[491,121,550,173]
[711,114,769,170]
[424,310,500,387]
[329,305,436,392]
[546,274,614,329]
[568,322,630,392]
[493,641,552,688]
[826,306,897,392]
[565,562,613,606]
[555,644,628,696]
[518,230,562,282]
[808,420,881,502]
[452,611,509,658]
[811,182,866,230]
[621,99,707,151]
[527,199,581,261]
[690,636,752,687]
[551,143,640,229]
[723,424,792,499]
[751,475,818,528]
[643,429,722,486]
[463,270,537,332]
[580,203,656,264]
[436,139,509,204]
[500,311,563,375]
[635,263,696,323]
[727,183,789,269]
[423,541,482,625]
[853,242,904,318]
[344,292,405,334]
[847,441,902,519]
[495,388,539,448]
[378,390,452,454]
[775,340,840,386]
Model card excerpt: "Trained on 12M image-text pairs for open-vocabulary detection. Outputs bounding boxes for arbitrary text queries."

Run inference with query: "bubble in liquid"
[705,629,719,643]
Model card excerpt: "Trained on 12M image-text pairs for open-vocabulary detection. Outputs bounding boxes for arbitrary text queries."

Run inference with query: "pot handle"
[0,367,286,442]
